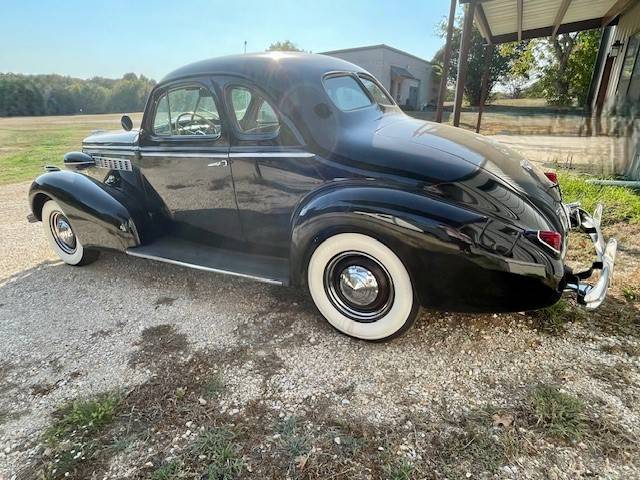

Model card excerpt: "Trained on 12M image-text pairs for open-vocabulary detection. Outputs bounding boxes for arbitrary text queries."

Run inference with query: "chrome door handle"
[207,160,228,167]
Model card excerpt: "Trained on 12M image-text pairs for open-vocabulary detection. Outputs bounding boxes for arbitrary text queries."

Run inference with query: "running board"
[126,237,289,286]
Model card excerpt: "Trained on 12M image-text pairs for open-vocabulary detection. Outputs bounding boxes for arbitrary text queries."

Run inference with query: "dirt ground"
[0,180,639,480]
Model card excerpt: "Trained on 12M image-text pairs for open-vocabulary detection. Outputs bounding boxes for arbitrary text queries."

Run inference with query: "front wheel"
[307,233,419,341]
[41,200,99,266]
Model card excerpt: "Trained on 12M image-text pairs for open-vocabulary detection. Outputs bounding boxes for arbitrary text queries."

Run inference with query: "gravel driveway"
[1,181,639,479]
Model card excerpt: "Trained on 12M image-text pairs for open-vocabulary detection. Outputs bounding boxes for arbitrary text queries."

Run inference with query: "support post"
[436,0,457,123]
[453,1,476,127]
[476,43,494,134]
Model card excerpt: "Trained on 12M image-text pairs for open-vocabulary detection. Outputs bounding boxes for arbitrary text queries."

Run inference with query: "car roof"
[160,52,368,86]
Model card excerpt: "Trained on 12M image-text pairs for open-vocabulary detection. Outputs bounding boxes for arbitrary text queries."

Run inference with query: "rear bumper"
[563,203,617,310]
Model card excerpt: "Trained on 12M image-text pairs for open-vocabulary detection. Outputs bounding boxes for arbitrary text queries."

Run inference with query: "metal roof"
[321,44,432,65]
[463,0,636,44]
[390,66,417,79]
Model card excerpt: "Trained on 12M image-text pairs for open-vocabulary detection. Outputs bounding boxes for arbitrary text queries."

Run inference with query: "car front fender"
[29,170,141,251]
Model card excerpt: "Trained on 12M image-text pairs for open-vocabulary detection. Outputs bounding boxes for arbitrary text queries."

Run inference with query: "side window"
[358,75,394,105]
[323,75,372,111]
[152,85,221,137]
[228,86,280,135]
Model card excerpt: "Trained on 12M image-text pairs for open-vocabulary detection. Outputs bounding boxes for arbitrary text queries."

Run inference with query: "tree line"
[433,18,601,108]
[0,73,155,117]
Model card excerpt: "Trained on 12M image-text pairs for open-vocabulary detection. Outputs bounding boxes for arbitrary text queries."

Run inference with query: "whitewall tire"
[307,233,418,341]
[41,200,99,266]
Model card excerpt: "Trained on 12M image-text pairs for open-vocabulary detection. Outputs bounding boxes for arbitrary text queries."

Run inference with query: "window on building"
[618,32,640,101]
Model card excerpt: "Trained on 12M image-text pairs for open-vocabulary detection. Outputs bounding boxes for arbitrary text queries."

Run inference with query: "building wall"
[323,47,438,109]
[380,48,437,108]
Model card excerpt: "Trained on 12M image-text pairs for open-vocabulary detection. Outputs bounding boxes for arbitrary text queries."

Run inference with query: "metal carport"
[435,0,638,131]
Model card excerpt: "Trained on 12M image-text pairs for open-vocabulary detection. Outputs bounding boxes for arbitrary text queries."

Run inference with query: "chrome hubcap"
[50,212,76,254]
[339,265,379,306]
[324,252,394,323]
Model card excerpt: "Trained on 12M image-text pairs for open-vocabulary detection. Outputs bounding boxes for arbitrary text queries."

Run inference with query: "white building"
[322,44,438,110]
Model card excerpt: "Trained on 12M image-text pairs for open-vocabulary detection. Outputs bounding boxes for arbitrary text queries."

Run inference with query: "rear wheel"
[41,200,99,266]
[307,233,419,341]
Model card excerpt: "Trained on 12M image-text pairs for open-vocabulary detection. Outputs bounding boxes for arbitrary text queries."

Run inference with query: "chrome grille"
[93,156,133,171]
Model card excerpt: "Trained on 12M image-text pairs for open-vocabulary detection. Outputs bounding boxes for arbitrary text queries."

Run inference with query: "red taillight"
[544,171,558,184]
[537,230,562,252]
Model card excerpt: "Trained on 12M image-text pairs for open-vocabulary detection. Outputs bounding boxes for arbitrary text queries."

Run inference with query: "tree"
[535,29,601,106]
[0,72,156,117]
[433,19,532,106]
[266,40,303,52]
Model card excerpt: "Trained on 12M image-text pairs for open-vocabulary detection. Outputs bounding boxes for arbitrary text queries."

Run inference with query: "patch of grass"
[192,428,244,479]
[150,460,181,480]
[529,385,586,441]
[530,299,582,334]
[0,113,142,185]
[622,286,637,303]
[558,172,640,224]
[205,373,225,398]
[44,393,119,446]
[384,460,414,480]
[276,416,311,458]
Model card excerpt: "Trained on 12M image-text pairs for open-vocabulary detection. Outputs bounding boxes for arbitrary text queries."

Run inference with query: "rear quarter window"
[323,75,372,111]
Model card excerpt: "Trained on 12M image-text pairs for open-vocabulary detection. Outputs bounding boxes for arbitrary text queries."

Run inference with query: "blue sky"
[0,0,456,80]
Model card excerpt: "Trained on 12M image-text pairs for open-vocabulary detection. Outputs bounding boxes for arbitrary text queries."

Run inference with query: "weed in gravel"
[384,460,414,480]
[529,385,586,441]
[150,460,181,480]
[622,286,637,303]
[205,372,225,398]
[276,416,311,458]
[529,299,582,334]
[44,393,119,445]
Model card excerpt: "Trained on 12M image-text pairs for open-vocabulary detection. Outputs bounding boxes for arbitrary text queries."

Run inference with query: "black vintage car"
[28,53,617,340]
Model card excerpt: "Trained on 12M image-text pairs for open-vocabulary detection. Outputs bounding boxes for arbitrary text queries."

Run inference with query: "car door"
[219,79,324,257]
[137,80,242,247]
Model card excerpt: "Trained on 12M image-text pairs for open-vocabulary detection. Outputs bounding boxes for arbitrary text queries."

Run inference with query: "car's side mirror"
[121,114,133,131]
[63,151,95,170]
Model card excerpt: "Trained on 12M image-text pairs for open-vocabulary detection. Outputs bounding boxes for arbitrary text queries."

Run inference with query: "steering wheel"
[174,112,219,135]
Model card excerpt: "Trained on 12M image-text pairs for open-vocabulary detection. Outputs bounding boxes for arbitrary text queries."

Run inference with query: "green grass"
[558,172,640,224]
[0,113,142,185]
[276,416,311,458]
[529,385,586,441]
[191,428,244,479]
[205,373,225,398]
[384,460,415,480]
[530,299,583,334]
[44,393,119,445]
[150,461,181,480]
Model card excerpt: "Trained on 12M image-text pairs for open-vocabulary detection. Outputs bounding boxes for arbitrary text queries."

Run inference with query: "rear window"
[358,75,394,105]
[323,75,372,111]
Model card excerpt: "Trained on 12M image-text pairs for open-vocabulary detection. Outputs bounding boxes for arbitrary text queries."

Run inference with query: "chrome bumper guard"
[563,203,617,310]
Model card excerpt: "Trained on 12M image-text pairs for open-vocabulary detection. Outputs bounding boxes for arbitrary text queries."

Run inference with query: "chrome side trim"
[125,249,284,285]
[83,145,136,151]
[140,152,228,158]
[85,149,136,157]
[229,152,315,158]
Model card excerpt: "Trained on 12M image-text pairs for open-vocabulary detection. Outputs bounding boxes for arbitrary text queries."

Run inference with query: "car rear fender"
[289,184,487,288]
[29,170,141,251]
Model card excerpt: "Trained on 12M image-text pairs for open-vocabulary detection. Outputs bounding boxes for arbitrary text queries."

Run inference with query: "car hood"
[83,129,139,148]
